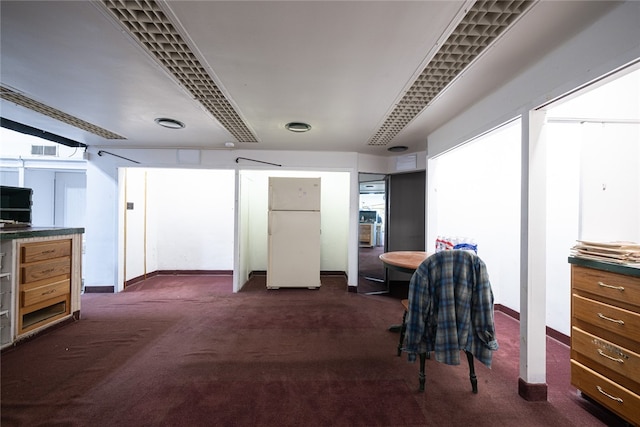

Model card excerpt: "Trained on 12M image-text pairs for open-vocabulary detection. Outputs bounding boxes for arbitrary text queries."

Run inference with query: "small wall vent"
[31,145,59,156]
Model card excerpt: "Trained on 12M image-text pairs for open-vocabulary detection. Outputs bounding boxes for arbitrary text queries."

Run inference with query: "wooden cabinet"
[359,223,375,247]
[18,239,72,334]
[0,229,83,349]
[570,259,640,425]
[0,250,12,347]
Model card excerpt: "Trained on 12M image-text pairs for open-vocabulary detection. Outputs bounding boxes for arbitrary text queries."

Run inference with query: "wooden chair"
[398,299,478,394]
[397,250,498,393]
[398,298,478,393]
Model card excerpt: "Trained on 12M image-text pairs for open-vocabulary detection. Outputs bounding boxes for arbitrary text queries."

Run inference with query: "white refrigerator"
[267,177,321,289]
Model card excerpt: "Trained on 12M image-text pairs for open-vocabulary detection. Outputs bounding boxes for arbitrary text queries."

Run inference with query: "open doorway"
[118,168,235,291]
[358,173,386,293]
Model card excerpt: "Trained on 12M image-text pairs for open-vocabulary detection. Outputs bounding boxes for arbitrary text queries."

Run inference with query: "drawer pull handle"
[597,349,624,364]
[597,281,624,291]
[596,386,623,403]
[597,313,624,325]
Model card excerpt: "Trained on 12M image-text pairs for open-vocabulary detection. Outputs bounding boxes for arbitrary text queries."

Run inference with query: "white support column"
[17,162,25,187]
[519,109,548,400]
[425,156,438,252]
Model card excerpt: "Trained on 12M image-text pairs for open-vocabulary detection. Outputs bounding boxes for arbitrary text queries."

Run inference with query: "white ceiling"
[0,1,618,156]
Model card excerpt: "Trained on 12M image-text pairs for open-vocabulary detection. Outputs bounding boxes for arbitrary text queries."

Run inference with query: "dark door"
[386,171,425,284]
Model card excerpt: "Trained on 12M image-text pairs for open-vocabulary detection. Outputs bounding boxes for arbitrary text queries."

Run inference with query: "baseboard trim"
[84,285,115,293]
[248,271,348,279]
[249,270,266,277]
[518,378,548,401]
[494,303,519,320]
[545,325,570,346]
[494,304,570,346]
[155,270,232,276]
[124,270,233,288]
[321,270,349,277]
[109,270,348,290]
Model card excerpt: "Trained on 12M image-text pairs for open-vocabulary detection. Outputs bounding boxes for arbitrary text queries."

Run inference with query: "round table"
[378,251,431,331]
[379,251,431,274]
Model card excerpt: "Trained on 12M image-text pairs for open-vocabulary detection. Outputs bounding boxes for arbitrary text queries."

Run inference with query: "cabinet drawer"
[19,295,69,334]
[573,294,640,342]
[21,278,70,307]
[571,360,640,425]
[20,258,71,284]
[572,265,640,308]
[21,240,71,263]
[572,326,640,386]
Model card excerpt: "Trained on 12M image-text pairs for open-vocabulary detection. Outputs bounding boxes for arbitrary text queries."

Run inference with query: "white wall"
[544,120,639,334]
[53,172,86,227]
[122,168,147,281]
[87,160,119,289]
[25,169,55,226]
[544,125,581,334]
[121,168,236,283]
[579,123,639,242]
[430,120,521,311]
[426,1,640,338]
[430,75,639,337]
[0,170,19,186]
[237,171,252,292]
[153,169,235,270]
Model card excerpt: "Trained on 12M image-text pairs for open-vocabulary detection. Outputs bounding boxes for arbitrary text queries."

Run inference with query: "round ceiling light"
[387,145,408,153]
[285,122,312,133]
[155,117,185,129]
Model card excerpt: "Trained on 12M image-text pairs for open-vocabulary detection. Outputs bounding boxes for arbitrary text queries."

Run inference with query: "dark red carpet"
[0,274,627,426]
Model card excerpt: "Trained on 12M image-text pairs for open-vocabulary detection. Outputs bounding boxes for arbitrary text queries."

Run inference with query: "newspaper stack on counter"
[570,240,640,266]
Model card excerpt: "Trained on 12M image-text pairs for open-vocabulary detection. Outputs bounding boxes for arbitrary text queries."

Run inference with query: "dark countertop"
[0,227,85,240]
[568,256,640,278]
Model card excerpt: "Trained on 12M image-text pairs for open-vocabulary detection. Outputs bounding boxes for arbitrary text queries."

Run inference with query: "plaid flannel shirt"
[403,250,499,368]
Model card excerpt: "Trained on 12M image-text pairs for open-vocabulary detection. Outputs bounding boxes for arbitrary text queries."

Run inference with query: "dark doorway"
[385,171,426,294]
[357,173,387,294]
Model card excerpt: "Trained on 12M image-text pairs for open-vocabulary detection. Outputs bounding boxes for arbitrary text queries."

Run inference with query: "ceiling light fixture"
[387,146,408,153]
[285,122,311,133]
[155,117,185,129]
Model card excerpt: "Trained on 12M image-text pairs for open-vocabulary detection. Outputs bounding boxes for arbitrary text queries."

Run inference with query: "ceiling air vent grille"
[368,0,534,146]
[0,85,125,140]
[100,0,258,143]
